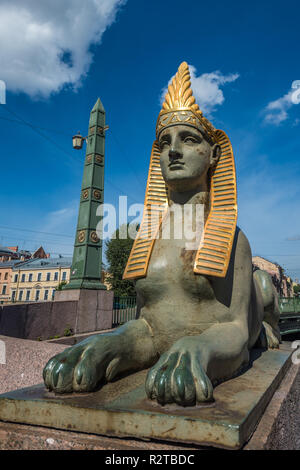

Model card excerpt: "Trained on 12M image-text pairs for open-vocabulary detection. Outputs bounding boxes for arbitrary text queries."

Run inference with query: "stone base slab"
[0,345,293,450]
[1,362,299,450]
[0,421,197,450]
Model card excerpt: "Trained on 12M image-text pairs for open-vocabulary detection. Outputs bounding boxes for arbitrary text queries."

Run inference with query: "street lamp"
[72,132,86,150]
[72,127,109,150]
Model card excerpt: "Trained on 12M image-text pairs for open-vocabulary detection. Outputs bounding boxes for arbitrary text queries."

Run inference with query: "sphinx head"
[123,62,237,281]
[156,62,221,194]
[158,123,221,193]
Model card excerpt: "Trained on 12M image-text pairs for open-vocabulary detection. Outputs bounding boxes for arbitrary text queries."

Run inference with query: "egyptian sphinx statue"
[43,62,281,406]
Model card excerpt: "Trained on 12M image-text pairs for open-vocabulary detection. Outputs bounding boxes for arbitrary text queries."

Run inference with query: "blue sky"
[0,0,300,279]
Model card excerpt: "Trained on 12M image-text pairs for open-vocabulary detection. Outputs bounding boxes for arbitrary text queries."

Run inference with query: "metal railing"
[112,296,300,326]
[112,296,137,326]
[279,297,300,314]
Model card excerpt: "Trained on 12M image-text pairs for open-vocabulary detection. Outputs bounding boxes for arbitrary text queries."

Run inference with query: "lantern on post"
[72,132,86,150]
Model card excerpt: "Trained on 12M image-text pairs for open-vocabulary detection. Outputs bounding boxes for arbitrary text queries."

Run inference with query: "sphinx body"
[43,63,280,406]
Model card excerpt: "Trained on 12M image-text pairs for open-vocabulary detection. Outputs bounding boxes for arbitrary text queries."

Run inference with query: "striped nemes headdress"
[123,62,237,280]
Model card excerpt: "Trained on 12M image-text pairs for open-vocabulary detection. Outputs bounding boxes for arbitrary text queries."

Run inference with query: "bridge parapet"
[279,297,300,314]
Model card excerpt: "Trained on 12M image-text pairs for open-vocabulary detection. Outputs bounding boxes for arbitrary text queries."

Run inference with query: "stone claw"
[145,344,213,406]
[43,335,120,393]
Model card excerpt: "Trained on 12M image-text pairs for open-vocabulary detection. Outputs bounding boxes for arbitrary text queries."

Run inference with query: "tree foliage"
[294,284,300,296]
[56,281,67,291]
[105,224,137,297]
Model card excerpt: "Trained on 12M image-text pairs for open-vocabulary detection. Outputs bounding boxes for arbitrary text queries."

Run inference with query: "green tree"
[105,224,138,297]
[293,284,300,296]
[56,281,67,291]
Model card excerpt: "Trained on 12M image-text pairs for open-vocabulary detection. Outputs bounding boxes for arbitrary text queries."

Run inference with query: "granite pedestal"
[55,289,113,333]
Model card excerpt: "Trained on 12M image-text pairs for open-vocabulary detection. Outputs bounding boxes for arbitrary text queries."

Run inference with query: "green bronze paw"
[145,345,213,406]
[43,335,119,393]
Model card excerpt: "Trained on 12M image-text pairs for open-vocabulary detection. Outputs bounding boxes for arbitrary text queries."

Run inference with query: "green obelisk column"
[64,98,106,290]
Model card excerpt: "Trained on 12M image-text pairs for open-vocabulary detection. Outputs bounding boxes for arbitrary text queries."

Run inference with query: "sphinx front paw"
[43,335,121,393]
[145,342,213,406]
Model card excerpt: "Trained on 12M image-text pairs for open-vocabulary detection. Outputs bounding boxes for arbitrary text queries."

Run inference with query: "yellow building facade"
[0,261,21,304]
[10,257,71,303]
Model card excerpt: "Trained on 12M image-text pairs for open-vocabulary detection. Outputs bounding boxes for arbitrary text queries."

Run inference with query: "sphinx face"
[158,124,215,193]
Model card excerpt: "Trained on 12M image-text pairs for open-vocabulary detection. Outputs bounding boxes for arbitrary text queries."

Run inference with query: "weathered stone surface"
[97,289,114,311]
[24,302,52,339]
[55,289,113,333]
[0,304,27,338]
[0,301,78,340]
[96,290,113,330]
[245,361,300,450]
[0,345,293,449]
[0,421,197,450]
[50,301,78,338]
[75,289,97,333]
[54,290,81,302]
[0,290,113,340]
[0,335,67,394]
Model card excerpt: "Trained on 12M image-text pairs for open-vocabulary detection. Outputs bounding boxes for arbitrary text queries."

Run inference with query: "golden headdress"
[123,62,237,280]
[156,62,217,143]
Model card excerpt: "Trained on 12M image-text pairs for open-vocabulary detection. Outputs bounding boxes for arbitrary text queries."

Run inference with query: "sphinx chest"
[135,208,215,304]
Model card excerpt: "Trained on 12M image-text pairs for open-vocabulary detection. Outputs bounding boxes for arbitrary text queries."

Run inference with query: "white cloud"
[0,0,126,98]
[160,64,239,117]
[263,81,300,125]
[263,91,294,125]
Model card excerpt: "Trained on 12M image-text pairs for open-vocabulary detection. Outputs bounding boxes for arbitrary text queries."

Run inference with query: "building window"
[52,289,55,300]
[11,291,16,302]
[21,273,25,282]
[2,285,7,295]
[19,290,23,301]
[62,271,67,281]
[37,273,42,282]
[14,274,18,283]
[4,272,8,280]
[46,272,51,281]
[26,290,30,301]
[35,290,40,301]
[44,290,49,300]
[54,272,58,281]
[28,273,33,282]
